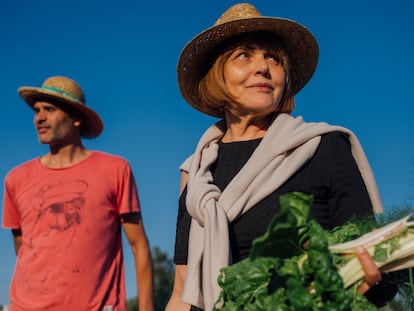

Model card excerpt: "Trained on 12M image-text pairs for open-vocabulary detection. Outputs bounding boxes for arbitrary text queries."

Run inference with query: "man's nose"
[34,110,47,123]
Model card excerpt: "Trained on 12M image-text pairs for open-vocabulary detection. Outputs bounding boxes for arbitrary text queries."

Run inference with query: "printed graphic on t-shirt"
[18,178,88,295]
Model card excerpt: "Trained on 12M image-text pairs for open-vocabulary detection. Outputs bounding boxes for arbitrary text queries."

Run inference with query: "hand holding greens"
[214,192,414,310]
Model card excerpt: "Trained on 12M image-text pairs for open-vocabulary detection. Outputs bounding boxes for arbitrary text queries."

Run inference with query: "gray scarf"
[180,113,383,310]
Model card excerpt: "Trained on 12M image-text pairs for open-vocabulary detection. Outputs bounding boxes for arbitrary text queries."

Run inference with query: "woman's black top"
[174,131,374,263]
[174,131,396,308]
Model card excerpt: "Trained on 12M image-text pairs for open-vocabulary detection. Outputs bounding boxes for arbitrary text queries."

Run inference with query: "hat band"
[42,86,82,103]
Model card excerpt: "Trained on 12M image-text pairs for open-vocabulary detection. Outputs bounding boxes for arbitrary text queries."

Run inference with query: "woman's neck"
[222,112,275,142]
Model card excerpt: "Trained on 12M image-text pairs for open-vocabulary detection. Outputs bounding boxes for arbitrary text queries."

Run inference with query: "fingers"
[355,246,382,294]
[357,281,372,294]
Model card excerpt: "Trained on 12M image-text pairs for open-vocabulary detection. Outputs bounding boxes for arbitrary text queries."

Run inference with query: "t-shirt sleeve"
[2,176,21,229]
[117,162,140,215]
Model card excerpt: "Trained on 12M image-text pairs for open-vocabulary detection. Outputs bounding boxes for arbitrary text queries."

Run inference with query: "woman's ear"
[74,120,81,127]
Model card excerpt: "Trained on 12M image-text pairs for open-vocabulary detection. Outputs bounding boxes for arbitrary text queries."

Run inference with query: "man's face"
[33,101,81,146]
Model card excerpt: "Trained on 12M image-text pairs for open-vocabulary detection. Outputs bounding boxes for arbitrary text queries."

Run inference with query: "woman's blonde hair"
[198,32,295,116]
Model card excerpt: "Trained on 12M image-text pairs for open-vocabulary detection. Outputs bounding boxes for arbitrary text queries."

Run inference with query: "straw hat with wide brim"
[18,76,103,138]
[177,3,319,118]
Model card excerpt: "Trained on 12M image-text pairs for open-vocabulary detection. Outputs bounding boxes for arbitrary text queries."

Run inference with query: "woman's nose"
[254,56,270,76]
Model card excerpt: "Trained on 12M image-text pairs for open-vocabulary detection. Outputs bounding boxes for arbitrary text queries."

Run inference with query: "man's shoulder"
[91,151,131,166]
[5,158,39,179]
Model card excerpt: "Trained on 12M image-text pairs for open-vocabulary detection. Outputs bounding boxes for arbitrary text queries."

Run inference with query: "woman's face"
[223,47,286,118]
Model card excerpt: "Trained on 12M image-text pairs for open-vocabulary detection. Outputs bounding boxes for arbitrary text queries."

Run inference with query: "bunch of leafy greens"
[213,192,378,311]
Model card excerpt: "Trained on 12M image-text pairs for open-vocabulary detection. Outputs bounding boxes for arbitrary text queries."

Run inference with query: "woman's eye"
[266,55,280,64]
[235,51,250,59]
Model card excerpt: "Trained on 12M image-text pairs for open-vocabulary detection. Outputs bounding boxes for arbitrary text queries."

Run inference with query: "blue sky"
[1,0,413,305]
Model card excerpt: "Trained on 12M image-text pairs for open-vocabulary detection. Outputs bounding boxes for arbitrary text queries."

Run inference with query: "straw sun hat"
[18,76,103,138]
[177,3,319,117]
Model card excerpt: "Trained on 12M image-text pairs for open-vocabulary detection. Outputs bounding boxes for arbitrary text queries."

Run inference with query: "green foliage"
[376,204,414,226]
[250,192,312,260]
[378,204,414,311]
[125,200,414,311]
[126,298,138,311]
[390,269,414,311]
[214,192,377,311]
[377,205,414,311]
[152,246,175,310]
[127,246,174,311]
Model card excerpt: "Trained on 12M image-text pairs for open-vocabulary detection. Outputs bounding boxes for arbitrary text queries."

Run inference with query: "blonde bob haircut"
[198,32,294,117]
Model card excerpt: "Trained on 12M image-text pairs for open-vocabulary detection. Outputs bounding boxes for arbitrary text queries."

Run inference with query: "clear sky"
[1,0,413,305]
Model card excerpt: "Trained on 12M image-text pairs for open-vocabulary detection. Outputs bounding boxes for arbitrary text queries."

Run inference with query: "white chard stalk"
[328,215,414,288]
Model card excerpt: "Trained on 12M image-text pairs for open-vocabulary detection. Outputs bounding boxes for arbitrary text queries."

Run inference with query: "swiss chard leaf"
[250,192,313,259]
[215,191,378,310]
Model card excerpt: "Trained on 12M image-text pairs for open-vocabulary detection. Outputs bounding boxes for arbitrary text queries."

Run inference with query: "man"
[2,76,154,311]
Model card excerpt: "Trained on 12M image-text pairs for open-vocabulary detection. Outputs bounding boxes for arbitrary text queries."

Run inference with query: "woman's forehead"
[225,32,285,52]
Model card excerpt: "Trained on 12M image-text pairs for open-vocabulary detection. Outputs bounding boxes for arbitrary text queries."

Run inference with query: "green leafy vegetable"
[214,192,380,310]
[250,192,312,260]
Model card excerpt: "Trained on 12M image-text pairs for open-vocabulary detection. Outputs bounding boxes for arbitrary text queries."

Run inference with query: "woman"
[167,3,389,310]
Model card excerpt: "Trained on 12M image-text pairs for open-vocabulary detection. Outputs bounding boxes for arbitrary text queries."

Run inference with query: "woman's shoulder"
[313,131,354,161]
[320,131,351,148]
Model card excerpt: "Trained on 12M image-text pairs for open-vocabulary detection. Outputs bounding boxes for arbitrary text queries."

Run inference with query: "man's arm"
[122,212,154,311]
[11,229,22,255]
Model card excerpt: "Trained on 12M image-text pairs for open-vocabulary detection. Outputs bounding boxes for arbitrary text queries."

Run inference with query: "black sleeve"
[173,186,191,264]
[313,132,375,228]
[315,133,398,307]
[364,271,399,307]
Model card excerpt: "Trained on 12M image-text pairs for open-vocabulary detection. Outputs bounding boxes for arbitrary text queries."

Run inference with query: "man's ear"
[74,120,81,127]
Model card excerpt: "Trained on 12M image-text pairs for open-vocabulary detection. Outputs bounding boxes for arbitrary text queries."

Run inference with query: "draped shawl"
[180,113,383,310]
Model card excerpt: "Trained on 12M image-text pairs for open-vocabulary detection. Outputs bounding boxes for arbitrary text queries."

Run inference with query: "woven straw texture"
[18,76,103,138]
[177,3,319,117]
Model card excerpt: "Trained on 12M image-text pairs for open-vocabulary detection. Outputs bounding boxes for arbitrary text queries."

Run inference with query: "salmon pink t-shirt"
[2,151,140,311]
